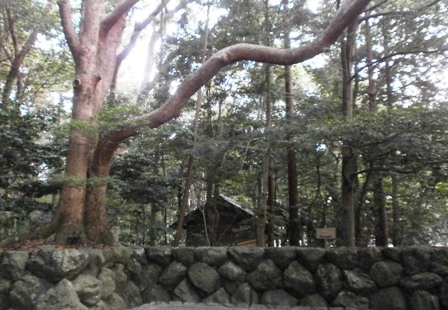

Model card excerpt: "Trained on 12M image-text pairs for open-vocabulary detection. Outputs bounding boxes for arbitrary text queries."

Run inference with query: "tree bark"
[281,0,301,247]
[84,139,117,244]
[365,15,388,246]
[340,145,356,247]
[49,0,137,244]
[373,176,388,246]
[266,171,275,247]
[257,66,272,247]
[339,21,358,248]
[391,174,401,246]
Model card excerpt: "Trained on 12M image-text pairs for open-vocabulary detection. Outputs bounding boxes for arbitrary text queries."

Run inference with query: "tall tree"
[282,0,300,246]
[173,1,211,246]
[42,0,144,243]
[339,18,358,247]
[1,0,371,246]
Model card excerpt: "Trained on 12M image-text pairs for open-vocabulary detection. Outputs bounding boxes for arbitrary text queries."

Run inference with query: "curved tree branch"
[116,1,165,62]
[102,0,372,148]
[111,1,167,90]
[57,0,80,57]
[6,8,19,55]
[2,1,53,103]
[2,29,39,103]
[350,48,448,81]
[360,0,441,22]
[101,0,140,34]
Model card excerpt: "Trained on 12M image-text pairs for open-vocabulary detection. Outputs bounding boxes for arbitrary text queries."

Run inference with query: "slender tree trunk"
[173,154,195,245]
[257,169,267,247]
[391,174,401,246]
[373,176,388,246]
[285,69,300,246]
[382,18,400,246]
[365,16,389,246]
[339,21,357,248]
[136,28,162,105]
[257,65,272,246]
[148,146,162,246]
[173,3,210,246]
[110,2,166,91]
[282,0,300,246]
[256,0,275,247]
[257,70,272,247]
[136,6,165,105]
[266,171,275,247]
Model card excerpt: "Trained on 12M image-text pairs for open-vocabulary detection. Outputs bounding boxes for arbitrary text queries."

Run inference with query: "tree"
[173,1,211,246]
[0,0,70,223]
[1,0,371,246]
[282,0,301,246]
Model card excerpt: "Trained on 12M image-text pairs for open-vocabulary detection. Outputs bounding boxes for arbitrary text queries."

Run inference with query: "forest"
[0,0,447,248]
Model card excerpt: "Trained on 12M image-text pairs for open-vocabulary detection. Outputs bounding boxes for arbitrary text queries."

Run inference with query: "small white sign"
[316,228,336,239]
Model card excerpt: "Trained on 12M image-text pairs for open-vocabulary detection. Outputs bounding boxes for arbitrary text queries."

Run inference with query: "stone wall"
[0,246,447,309]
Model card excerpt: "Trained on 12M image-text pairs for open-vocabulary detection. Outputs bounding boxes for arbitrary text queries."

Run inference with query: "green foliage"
[2,0,448,246]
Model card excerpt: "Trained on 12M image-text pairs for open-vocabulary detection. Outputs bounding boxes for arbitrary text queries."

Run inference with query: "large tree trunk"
[48,0,137,244]
[83,144,116,244]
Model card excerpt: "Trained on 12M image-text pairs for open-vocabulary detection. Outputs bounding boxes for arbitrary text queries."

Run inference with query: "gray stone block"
[400,272,443,292]
[230,282,259,306]
[247,259,282,291]
[265,246,297,269]
[315,263,343,301]
[188,262,221,295]
[173,279,200,303]
[410,290,440,310]
[194,247,228,266]
[284,260,316,297]
[296,247,326,272]
[159,261,187,291]
[0,251,29,281]
[370,260,403,287]
[369,287,407,310]
[72,273,102,306]
[260,289,299,307]
[343,268,377,295]
[326,247,359,270]
[228,247,264,271]
[332,290,369,309]
[35,279,88,310]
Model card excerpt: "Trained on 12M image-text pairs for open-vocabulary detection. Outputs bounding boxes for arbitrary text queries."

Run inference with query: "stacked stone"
[0,245,447,309]
[140,246,448,310]
[0,245,142,309]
